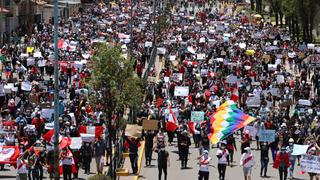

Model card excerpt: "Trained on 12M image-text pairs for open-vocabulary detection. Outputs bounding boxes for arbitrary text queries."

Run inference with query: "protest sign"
[174,86,189,96]
[80,133,95,142]
[147,76,157,83]
[70,137,82,150]
[191,111,205,122]
[21,81,32,91]
[259,130,275,142]
[41,109,54,119]
[142,120,158,130]
[243,126,257,138]
[268,64,277,71]
[300,155,320,174]
[269,88,280,97]
[26,47,34,53]
[171,73,182,82]
[197,54,206,60]
[246,96,261,107]
[125,124,142,138]
[276,75,285,84]
[292,144,309,155]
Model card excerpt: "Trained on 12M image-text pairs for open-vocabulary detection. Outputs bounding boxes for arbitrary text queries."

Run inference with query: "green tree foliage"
[89,45,144,117]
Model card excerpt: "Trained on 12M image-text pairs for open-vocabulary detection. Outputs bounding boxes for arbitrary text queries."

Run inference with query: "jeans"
[158,165,167,180]
[289,158,296,177]
[271,148,277,162]
[279,167,288,180]
[198,171,209,180]
[260,158,269,176]
[95,155,104,174]
[145,145,153,166]
[218,164,227,180]
[129,153,138,173]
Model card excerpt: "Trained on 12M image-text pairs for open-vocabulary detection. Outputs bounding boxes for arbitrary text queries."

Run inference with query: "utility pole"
[129,0,134,59]
[53,0,60,179]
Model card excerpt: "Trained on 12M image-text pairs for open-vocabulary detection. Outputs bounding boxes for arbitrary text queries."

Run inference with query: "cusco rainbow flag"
[209,100,256,144]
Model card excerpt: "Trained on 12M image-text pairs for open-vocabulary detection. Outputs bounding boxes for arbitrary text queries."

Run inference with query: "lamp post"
[53,0,60,179]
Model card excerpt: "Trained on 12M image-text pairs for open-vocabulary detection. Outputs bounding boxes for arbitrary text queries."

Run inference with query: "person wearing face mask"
[240,147,255,180]
[216,141,230,180]
[273,147,290,180]
[260,142,269,177]
[79,141,92,174]
[0,134,5,170]
[157,145,169,180]
[286,138,296,179]
[198,150,211,180]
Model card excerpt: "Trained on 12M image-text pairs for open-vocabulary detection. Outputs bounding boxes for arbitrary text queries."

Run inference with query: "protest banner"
[191,111,205,122]
[243,126,257,138]
[174,86,189,96]
[300,155,320,174]
[259,130,275,142]
[292,144,309,155]
[142,120,158,130]
[125,124,142,138]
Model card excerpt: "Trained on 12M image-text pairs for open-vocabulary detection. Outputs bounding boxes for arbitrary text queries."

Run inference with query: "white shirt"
[240,153,255,168]
[199,156,211,172]
[216,149,229,164]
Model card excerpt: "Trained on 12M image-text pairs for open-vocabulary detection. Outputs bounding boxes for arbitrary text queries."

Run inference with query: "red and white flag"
[0,146,20,167]
[230,84,239,102]
[79,126,104,138]
[59,149,77,174]
[166,107,178,132]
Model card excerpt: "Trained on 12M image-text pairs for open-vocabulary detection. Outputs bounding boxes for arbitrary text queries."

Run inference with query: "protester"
[157,144,169,180]
[94,135,106,174]
[124,136,141,174]
[198,150,211,180]
[216,142,229,180]
[80,141,93,174]
[240,147,255,180]
[273,147,290,180]
[260,142,269,177]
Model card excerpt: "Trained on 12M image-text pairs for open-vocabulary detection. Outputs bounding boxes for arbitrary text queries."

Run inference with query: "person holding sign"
[286,138,297,179]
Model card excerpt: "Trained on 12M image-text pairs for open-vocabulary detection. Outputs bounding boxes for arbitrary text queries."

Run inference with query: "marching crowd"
[0,0,319,180]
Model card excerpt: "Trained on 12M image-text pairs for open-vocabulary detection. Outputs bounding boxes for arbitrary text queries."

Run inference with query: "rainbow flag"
[209,100,256,144]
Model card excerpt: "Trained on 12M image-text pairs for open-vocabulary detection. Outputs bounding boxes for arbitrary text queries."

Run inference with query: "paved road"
[0,159,99,179]
[139,134,309,180]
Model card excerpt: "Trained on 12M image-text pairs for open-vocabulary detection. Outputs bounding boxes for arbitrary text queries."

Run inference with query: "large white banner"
[300,155,320,174]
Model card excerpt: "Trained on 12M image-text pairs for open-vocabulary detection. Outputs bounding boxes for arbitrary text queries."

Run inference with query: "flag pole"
[53,0,60,179]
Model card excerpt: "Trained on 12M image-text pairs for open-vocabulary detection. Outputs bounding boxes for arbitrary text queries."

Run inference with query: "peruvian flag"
[79,126,104,138]
[42,129,55,143]
[166,107,178,132]
[230,84,239,102]
[59,149,78,174]
[0,146,20,168]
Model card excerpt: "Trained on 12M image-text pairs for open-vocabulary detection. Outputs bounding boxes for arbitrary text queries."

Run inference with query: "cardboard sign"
[258,130,275,142]
[174,86,189,96]
[142,120,158,130]
[125,124,142,138]
[191,111,205,122]
[300,155,320,174]
[280,100,292,107]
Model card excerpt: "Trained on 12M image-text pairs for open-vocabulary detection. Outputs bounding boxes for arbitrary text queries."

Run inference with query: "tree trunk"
[250,0,255,10]
[279,11,283,27]
[275,13,279,26]
[295,16,300,42]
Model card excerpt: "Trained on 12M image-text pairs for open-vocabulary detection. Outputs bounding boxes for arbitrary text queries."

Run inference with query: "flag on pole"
[79,126,104,138]
[166,107,178,132]
[209,100,256,144]
[0,146,20,168]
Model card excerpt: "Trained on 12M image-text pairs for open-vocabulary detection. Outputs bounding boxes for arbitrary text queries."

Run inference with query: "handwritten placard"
[191,111,205,122]
[259,130,275,142]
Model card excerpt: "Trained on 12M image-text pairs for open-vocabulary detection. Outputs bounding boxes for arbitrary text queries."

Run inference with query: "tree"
[89,44,144,177]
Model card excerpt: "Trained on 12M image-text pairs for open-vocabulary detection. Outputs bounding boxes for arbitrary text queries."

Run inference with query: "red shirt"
[32,117,44,130]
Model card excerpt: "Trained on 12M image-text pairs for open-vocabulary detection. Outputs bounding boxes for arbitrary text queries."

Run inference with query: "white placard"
[27,58,35,66]
[21,81,32,91]
[174,86,189,96]
[80,133,95,142]
[70,137,83,150]
[268,64,277,71]
[300,155,320,174]
[276,75,285,84]
[246,96,261,107]
[33,52,42,58]
[170,55,176,61]
[41,108,54,119]
[38,60,46,67]
[196,54,206,60]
